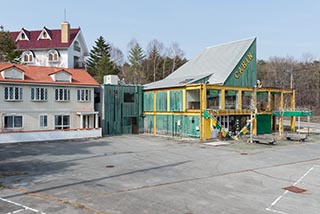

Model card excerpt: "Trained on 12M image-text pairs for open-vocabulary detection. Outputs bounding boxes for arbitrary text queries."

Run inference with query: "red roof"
[0,64,99,86]
[10,27,81,50]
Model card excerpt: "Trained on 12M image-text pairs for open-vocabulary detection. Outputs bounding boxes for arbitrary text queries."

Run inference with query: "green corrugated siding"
[104,85,144,135]
[170,90,183,111]
[256,114,272,134]
[144,92,154,111]
[224,39,257,87]
[144,115,154,134]
[156,91,167,111]
[149,114,200,138]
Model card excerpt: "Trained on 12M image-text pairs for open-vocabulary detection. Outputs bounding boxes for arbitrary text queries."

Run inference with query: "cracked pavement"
[0,135,320,214]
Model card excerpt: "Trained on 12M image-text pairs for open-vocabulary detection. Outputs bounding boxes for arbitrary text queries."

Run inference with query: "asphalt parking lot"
[0,135,319,214]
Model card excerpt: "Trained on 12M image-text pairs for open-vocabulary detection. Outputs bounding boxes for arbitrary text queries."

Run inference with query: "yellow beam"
[167,90,170,111]
[266,91,271,111]
[200,84,206,141]
[144,112,200,116]
[220,89,225,110]
[290,90,296,131]
[182,89,186,111]
[237,90,242,110]
[280,92,284,109]
[153,91,157,136]
[279,116,284,135]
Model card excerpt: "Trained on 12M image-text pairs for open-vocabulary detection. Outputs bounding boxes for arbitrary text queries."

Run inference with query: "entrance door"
[131,117,138,134]
[82,115,91,128]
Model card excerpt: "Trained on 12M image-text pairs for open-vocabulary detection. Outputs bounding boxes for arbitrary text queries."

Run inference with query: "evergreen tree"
[0,26,21,63]
[86,36,117,83]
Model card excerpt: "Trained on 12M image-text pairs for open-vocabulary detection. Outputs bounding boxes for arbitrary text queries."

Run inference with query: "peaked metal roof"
[144,37,256,90]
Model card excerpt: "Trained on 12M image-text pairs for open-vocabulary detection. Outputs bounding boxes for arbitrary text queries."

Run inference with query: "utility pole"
[290,68,293,89]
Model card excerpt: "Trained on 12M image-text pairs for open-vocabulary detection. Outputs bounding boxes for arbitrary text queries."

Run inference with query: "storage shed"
[103,84,144,135]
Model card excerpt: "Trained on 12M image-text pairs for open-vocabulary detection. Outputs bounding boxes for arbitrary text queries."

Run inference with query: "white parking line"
[266,165,316,214]
[0,197,46,214]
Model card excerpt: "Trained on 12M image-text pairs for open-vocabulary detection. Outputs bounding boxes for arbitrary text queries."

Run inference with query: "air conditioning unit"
[104,75,120,85]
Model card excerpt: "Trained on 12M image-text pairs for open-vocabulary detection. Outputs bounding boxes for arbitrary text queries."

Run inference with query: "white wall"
[0,128,102,144]
[31,49,68,68]
[0,83,95,131]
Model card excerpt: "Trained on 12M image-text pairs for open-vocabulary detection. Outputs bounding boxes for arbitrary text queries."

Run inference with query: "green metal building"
[143,38,300,140]
[103,84,144,135]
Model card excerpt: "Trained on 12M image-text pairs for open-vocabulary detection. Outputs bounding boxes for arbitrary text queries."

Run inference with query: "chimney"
[61,22,70,43]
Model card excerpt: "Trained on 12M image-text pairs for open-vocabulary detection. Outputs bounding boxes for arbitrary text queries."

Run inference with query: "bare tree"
[257,56,320,115]
[147,39,164,82]
[109,44,125,66]
[168,42,185,73]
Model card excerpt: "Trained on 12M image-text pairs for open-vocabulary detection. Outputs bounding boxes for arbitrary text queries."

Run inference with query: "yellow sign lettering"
[234,52,254,80]
[238,67,243,74]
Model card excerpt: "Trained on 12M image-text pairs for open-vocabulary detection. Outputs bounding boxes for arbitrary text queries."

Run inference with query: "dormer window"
[50,70,72,83]
[16,29,30,41]
[47,49,60,63]
[37,27,52,40]
[1,66,25,80]
[22,51,35,64]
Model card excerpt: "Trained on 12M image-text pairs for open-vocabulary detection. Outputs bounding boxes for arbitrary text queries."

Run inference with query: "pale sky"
[2,0,320,61]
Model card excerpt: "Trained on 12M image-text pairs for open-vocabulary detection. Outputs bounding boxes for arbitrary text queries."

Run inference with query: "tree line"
[0,28,319,115]
[257,56,320,115]
[87,36,187,85]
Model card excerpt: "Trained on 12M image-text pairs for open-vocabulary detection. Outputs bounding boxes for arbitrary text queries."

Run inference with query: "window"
[4,86,23,101]
[55,88,70,101]
[124,92,135,103]
[4,115,23,129]
[48,50,60,62]
[242,91,252,110]
[77,89,91,102]
[207,89,220,109]
[21,33,25,39]
[31,88,48,101]
[187,89,200,110]
[40,115,48,128]
[54,115,70,129]
[73,41,81,52]
[225,90,237,109]
[22,51,34,63]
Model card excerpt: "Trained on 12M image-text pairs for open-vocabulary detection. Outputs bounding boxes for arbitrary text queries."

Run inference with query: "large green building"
[143,38,297,140]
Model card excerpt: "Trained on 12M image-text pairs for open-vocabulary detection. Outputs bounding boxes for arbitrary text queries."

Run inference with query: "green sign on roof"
[224,38,257,87]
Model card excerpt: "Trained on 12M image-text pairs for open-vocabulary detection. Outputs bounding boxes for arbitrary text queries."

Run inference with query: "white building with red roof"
[10,22,88,69]
[0,64,101,143]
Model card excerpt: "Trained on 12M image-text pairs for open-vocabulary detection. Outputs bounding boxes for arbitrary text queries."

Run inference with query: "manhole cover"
[106,165,114,168]
[283,185,307,193]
